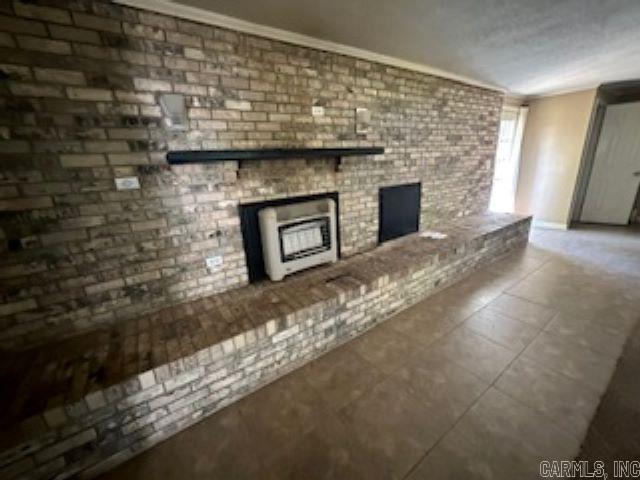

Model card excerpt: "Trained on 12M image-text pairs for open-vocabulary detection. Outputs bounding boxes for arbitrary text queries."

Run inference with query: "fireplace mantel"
[167,147,384,170]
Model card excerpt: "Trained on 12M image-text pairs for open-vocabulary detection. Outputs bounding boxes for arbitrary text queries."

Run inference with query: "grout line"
[233,242,548,468]
[236,246,572,479]
[401,252,554,479]
[514,337,616,395]
[400,329,550,480]
[402,282,631,479]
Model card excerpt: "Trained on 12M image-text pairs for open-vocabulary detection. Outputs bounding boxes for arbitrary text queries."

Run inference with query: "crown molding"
[115,0,504,93]
[524,84,601,101]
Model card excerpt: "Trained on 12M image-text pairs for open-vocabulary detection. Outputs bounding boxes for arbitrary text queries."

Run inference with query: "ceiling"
[165,0,640,97]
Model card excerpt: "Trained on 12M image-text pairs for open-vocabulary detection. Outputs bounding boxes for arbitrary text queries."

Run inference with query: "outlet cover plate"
[205,256,223,270]
[114,176,140,190]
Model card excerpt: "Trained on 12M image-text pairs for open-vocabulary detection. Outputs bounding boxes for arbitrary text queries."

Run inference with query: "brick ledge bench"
[0,213,531,480]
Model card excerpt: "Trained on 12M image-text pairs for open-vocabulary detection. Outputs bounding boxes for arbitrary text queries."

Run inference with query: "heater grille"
[279,217,331,262]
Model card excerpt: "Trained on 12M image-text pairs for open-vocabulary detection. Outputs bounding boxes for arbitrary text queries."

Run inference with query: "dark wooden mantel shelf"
[167,147,385,170]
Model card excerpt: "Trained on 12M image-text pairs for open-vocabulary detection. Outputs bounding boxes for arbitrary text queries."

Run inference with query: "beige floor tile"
[503,280,556,308]
[566,303,640,337]
[505,262,630,323]
[406,388,580,480]
[301,345,386,411]
[99,404,263,480]
[531,224,640,279]
[340,376,456,479]
[463,307,540,352]
[395,353,489,418]
[348,323,419,374]
[407,294,483,324]
[423,288,487,317]
[549,293,621,318]
[544,312,628,358]
[262,411,385,480]
[433,273,505,307]
[388,304,459,346]
[485,254,545,277]
[484,293,556,328]
[429,327,517,383]
[235,372,330,464]
[495,356,601,439]
[522,332,617,392]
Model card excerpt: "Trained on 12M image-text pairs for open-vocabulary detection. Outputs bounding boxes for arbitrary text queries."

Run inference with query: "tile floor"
[578,305,640,477]
[99,225,640,480]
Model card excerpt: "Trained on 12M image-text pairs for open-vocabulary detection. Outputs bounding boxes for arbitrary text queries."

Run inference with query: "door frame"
[569,81,640,225]
[568,96,605,223]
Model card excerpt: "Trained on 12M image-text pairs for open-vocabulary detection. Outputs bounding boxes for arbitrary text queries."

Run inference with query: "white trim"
[526,84,600,100]
[531,220,568,230]
[115,0,503,93]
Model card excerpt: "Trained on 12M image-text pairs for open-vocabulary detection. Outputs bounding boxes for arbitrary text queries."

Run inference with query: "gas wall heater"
[258,199,337,281]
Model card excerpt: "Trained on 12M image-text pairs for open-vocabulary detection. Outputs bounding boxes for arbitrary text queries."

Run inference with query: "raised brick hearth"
[0,213,530,480]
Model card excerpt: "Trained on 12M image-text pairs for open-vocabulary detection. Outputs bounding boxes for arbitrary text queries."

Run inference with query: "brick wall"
[0,0,503,347]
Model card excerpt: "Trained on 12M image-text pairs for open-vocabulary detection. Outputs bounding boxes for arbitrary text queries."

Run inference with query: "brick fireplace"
[0,0,501,348]
[0,1,522,478]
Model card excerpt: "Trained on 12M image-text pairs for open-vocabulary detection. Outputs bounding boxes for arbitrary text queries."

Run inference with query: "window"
[490,106,527,213]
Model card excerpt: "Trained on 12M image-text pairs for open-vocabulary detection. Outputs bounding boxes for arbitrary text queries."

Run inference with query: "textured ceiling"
[172,0,640,96]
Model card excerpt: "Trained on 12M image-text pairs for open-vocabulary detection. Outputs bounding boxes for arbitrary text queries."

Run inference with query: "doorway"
[570,80,640,225]
[580,101,640,225]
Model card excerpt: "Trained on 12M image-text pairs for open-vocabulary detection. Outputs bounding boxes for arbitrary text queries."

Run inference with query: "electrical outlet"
[114,176,140,190]
[205,256,223,271]
[311,105,325,116]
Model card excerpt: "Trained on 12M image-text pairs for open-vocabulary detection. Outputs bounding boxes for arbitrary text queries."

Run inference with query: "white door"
[581,101,640,225]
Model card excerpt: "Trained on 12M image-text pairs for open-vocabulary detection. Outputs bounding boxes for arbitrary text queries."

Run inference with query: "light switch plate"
[355,107,371,134]
[114,176,140,190]
[159,93,188,131]
[205,256,223,271]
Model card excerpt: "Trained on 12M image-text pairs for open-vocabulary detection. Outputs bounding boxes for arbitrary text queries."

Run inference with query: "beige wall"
[515,89,596,226]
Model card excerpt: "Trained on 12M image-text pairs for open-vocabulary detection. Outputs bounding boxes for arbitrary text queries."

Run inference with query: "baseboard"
[532,219,568,230]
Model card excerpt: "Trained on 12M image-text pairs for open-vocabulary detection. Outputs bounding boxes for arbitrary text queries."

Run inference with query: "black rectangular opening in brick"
[239,192,340,283]
[379,183,421,243]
